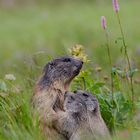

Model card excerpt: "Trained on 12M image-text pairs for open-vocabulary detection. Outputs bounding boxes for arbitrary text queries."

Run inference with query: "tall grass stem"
[101,16,114,100]
[116,12,134,107]
[105,31,114,101]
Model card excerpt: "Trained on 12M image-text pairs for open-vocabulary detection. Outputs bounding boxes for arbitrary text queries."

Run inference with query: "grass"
[0,1,140,139]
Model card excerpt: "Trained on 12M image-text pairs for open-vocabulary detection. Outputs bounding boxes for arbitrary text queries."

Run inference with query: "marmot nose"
[74,59,83,67]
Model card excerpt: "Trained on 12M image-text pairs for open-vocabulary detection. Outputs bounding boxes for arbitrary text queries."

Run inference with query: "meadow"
[0,0,140,140]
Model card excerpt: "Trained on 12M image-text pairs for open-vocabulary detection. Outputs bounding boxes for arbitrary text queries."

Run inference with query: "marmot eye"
[82,93,89,97]
[70,96,75,101]
[68,101,72,104]
[49,62,55,66]
[63,58,71,63]
[49,62,55,69]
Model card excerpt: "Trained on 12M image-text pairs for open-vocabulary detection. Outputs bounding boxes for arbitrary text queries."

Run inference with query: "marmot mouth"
[73,69,81,76]
[73,64,83,76]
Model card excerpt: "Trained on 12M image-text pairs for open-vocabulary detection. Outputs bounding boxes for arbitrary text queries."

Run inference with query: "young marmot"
[74,90,111,140]
[58,91,110,140]
[31,56,83,140]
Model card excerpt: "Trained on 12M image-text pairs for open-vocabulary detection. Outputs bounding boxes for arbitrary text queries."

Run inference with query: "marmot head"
[74,90,99,114]
[64,92,86,113]
[39,56,83,90]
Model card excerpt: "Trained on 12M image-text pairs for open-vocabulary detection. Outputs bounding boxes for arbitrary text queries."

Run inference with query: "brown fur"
[31,56,83,140]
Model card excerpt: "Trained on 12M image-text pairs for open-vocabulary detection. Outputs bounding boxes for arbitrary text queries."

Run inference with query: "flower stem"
[116,12,134,106]
[105,30,114,101]
[82,77,86,90]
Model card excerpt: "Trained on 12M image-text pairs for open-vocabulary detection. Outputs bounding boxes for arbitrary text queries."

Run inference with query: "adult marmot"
[31,56,83,140]
[57,90,110,140]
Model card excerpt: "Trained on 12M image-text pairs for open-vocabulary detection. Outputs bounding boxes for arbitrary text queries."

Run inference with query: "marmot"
[57,90,111,140]
[74,90,111,140]
[31,56,83,140]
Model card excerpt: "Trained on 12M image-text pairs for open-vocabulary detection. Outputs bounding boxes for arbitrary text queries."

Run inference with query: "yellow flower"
[69,44,83,56]
[69,44,90,63]
[103,75,109,81]
[95,67,102,72]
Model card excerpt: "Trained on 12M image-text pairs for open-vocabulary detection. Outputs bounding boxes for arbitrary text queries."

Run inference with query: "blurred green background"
[0,0,140,93]
[0,0,140,71]
[0,0,140,139]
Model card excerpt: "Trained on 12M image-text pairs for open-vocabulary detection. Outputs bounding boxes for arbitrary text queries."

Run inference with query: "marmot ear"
[48,62,55,69]
[42,62,54,73]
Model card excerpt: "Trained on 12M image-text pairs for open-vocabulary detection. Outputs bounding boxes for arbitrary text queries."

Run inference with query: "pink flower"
[112,0,119,12]
[101,16,107,30]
